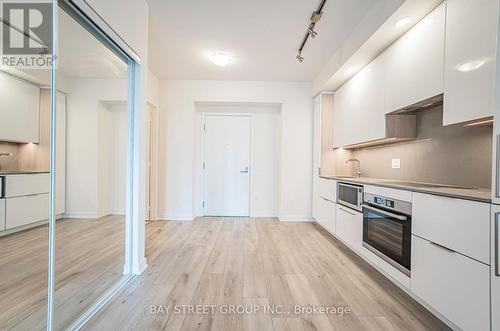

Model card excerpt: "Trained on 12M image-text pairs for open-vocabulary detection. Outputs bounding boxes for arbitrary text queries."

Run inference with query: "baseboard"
[278,216,314,222]
[62,212,104,219]
[129,257,148,275]
[157,213,194,221]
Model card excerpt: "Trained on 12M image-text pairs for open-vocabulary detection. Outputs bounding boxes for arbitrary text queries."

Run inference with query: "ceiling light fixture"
[456,58,488,72]
[296,53,304,63]
[394,16,411,28]
[210,51,232,67]
[346,67,359,75]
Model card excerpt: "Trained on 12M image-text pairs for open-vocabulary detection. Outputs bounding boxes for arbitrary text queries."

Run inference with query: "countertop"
[0,170,50,175]
[320,175,491,203]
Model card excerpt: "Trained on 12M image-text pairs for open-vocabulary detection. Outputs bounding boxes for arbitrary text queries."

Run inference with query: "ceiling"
[3,8,128,85]
[147,0,404,81]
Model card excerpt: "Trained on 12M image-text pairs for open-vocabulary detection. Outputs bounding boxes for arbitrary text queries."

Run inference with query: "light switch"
[392,159,401,169]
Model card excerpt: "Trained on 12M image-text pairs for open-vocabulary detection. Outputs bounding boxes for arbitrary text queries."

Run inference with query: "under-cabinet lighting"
[463,118,494,127]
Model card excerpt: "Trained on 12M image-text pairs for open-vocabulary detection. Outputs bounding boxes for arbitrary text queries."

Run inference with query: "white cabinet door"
[0,199,4,231]
[412,193,490,264]
[5,173,50,198]
[385,4,445,112]
[312,95,321,221]
[5,193,50,229]
[335,204,363,251]
[318,178,336,202]
[411,235,490,331]
[55,91,66,216]
[333,54,386,147]
[492,205,500,331]
[0,72,40,143]
[317,197,336,235]
[443,0,498,125]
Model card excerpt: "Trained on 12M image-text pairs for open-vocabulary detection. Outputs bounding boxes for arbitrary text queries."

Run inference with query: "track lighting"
[308,27,318,39]
[296,0,327,62]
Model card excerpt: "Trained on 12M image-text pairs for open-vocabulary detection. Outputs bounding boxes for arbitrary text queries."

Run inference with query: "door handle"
[240,166,249,173]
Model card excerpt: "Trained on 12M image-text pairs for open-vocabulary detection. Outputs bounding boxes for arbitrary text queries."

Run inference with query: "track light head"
[310,11,323,23]
[296,53,304,63]
[308,27,318,38]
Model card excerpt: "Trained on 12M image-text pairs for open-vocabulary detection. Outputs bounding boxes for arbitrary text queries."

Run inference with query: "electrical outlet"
[392,159,401,169]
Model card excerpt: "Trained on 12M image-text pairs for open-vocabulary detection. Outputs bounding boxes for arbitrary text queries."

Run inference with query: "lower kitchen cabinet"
[317,197,336,235]
[0,199,4,231]
[411,235,490,330]
[5,194,50,230]
[335,204,363,252]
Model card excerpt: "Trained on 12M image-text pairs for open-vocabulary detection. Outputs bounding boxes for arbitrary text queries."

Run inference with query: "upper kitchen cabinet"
[443,0,499,125]
[333,54,386,147]
[313,92,335,175]
[0,72,40,143]
[385,4,446,113]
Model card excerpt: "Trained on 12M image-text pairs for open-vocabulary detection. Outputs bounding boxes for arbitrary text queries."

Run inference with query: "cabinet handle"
[338,206,356,216]
[495,213,499,277]
[496,134,500,198]
[430,241,456,254]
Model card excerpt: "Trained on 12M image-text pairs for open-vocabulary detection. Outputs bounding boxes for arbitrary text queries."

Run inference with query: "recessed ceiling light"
[346,67,359,75]
[456,59,488,72]
[210,51,232,67]
[394,16,411,28]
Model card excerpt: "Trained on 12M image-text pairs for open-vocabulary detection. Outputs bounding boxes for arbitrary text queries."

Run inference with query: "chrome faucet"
[346,158,362,178]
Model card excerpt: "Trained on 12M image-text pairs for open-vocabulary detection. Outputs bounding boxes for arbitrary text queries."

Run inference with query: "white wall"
[64,79,127,218]
[159,80,313,221]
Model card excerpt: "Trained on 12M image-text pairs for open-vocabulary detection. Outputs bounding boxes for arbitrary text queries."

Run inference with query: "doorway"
[202,114,251,216]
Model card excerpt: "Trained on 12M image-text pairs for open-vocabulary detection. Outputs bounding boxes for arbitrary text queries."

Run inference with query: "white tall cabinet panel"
[492,205,500,331]
[312,95,321,221]
[385,4,445,112]
[55,91,67,216]
[0,72,40,143]
[443,0,499,125]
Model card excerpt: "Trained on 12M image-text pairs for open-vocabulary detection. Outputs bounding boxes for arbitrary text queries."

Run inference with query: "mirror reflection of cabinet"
[0,72,40,143]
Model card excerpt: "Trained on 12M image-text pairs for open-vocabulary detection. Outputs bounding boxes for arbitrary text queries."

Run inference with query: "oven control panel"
[373,196,395,208]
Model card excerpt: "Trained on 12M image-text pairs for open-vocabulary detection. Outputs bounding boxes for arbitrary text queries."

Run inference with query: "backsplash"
[0,143,19,170]
[348,106,492,189]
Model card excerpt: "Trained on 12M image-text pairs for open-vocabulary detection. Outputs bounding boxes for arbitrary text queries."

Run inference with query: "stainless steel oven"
[337,182,363,212]
[362,193,412,276]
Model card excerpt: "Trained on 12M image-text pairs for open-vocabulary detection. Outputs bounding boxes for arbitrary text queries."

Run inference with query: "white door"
[203,115,251,216]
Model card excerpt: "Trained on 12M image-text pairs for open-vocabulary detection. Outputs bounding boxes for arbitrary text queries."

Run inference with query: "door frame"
[146,102,159,221]
[201,113,253,217]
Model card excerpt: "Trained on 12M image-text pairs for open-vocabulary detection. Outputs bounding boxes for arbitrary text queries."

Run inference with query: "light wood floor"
[0,215,125,331]
[84,217,450,331]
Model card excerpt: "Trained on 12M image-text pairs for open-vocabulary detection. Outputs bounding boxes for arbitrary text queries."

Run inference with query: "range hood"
[342,114,417,149]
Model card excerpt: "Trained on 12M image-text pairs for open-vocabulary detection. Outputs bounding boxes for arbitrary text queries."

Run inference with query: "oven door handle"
[362,204,408,221]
